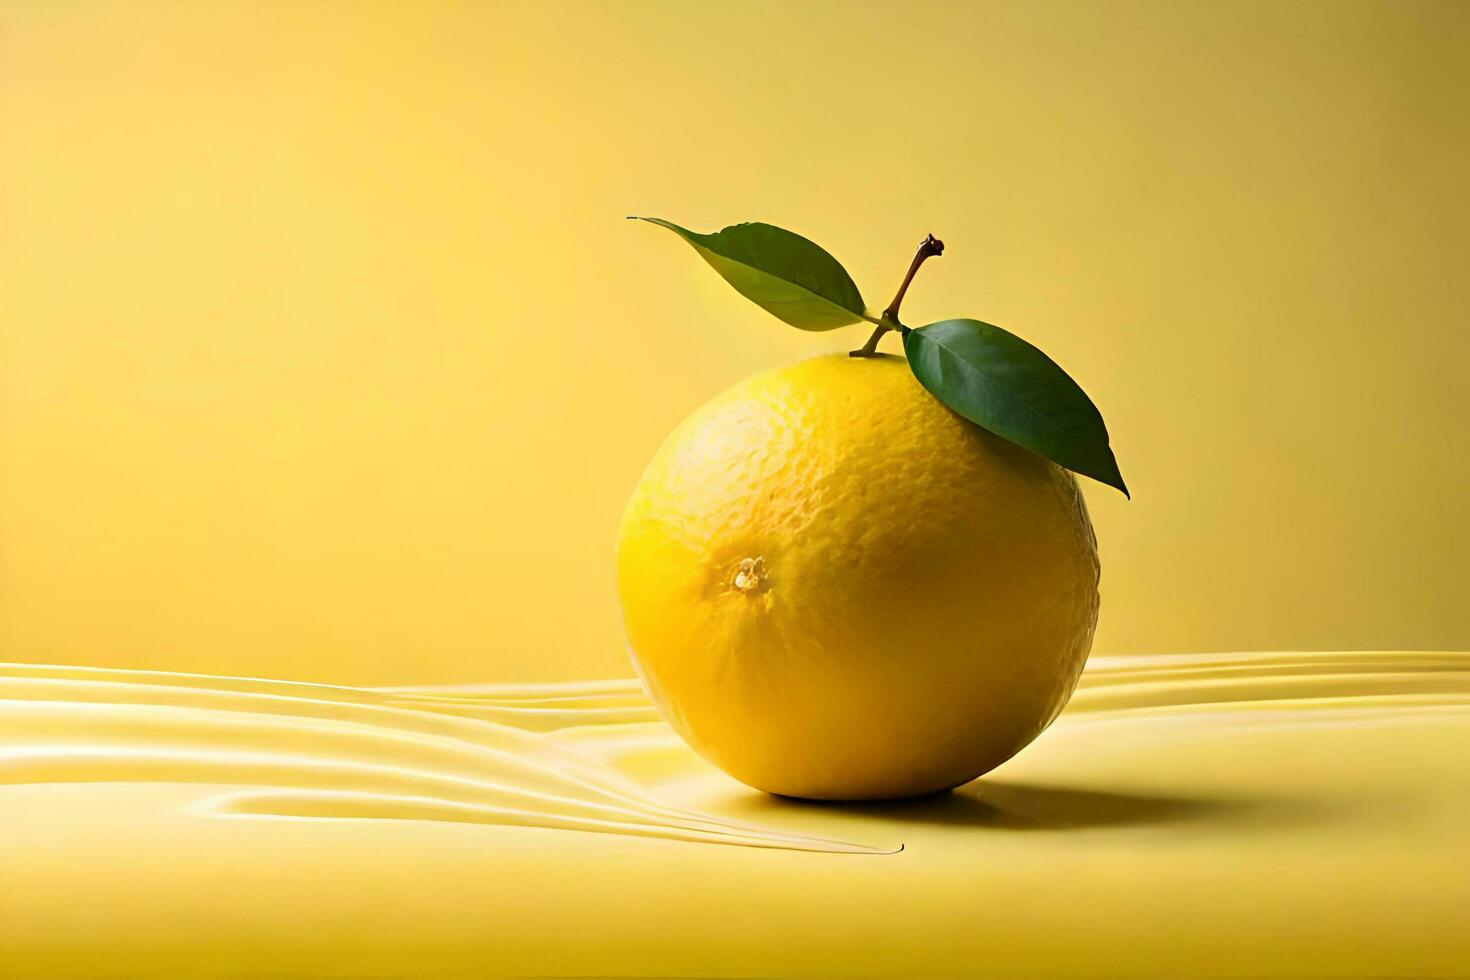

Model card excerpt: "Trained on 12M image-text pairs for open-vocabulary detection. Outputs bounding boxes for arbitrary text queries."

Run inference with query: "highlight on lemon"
[617,218,1127,800]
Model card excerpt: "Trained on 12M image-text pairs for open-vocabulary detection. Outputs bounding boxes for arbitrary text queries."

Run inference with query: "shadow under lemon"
[722,779,1335,835]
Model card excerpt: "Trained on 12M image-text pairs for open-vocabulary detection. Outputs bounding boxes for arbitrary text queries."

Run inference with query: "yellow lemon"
[616,352,1099,800]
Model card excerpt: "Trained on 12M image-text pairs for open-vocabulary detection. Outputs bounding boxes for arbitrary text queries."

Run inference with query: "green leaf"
[631,217,867,330]
[903,318,1129,496]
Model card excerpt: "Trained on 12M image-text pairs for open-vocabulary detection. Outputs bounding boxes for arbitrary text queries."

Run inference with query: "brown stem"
[850,234,944,357]
[882,233,944,323]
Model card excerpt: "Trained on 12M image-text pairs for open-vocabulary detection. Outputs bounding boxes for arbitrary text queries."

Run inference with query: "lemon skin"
[616,353,1099,800]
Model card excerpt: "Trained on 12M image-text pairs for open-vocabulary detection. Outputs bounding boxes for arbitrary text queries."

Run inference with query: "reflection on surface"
[4,651,1465,847]
[4,651,1469,978]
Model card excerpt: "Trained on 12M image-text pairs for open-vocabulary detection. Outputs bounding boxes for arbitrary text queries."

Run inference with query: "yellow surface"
[618,354,1099,798]
[3,2,1469,684]
[3,651,1469,977]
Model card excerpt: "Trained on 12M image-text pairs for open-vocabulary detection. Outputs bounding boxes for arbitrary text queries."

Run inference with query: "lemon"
[616,353,1099,800]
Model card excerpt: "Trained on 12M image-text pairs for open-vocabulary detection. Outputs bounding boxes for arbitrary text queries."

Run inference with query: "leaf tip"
[1096,454,1129,498]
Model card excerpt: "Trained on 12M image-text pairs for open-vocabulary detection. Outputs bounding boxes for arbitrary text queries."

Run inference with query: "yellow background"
[2,1,1466,684]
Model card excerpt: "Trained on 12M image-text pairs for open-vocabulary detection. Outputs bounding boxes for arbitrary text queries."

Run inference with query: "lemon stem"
[850,234,944,357]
